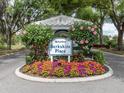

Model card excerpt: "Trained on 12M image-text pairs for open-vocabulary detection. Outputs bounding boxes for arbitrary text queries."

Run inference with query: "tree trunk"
[99,25,103,45]
[117,30,123,50]
[7,31,12,50]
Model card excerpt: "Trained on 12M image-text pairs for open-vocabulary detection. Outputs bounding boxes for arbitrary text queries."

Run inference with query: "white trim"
[15,65,113,83]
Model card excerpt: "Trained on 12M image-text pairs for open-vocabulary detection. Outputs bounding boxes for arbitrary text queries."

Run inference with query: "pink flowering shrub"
[22,60,106,78]
[69,22,98,56]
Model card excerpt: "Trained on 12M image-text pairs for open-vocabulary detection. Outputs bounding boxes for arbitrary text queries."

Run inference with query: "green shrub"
[93,51,106,65]
[25,55,34,65]
[21,24,54,61]
[21,65,31,73]
[110,36,117,48]
[54,67,64,77]
[70,70,79,77]
[103,36,117,48]
[41,71,49,77]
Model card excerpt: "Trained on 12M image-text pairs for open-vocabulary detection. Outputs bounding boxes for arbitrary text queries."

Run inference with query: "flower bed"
[21,60,106,78]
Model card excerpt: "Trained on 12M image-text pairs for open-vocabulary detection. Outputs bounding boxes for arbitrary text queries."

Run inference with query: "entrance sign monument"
[49,38,72,62]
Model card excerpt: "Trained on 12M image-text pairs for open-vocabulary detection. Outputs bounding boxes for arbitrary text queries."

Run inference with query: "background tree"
[49,0,124,50]
[109,0,124,50]
[94,0,124,50]
[48,0,94,15]
[0,0,57,49]
[76,6,106,45]
[0,0,8,42]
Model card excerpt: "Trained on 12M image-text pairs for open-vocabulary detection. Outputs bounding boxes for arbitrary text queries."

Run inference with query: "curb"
[104,51,124,57]
[15,65,113,83]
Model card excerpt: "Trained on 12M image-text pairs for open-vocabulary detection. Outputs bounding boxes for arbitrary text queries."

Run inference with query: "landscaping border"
[15,65,113,82]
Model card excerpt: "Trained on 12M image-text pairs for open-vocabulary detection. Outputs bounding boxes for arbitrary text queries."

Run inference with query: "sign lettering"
[48,38,72,56]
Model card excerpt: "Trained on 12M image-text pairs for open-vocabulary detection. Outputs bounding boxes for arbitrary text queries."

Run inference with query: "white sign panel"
[49,38,72,56]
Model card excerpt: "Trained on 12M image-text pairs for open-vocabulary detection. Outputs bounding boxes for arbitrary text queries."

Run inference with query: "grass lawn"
[99,48,124,55]
[0,44,25,56]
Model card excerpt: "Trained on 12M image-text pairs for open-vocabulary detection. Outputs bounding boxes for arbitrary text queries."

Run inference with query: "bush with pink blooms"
[69,22,98,56]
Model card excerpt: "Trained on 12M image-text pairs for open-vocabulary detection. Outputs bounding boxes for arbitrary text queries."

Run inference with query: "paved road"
[0,51,124,93]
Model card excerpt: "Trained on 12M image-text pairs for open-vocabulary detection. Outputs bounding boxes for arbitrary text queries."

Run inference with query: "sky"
[103,23,118,37]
